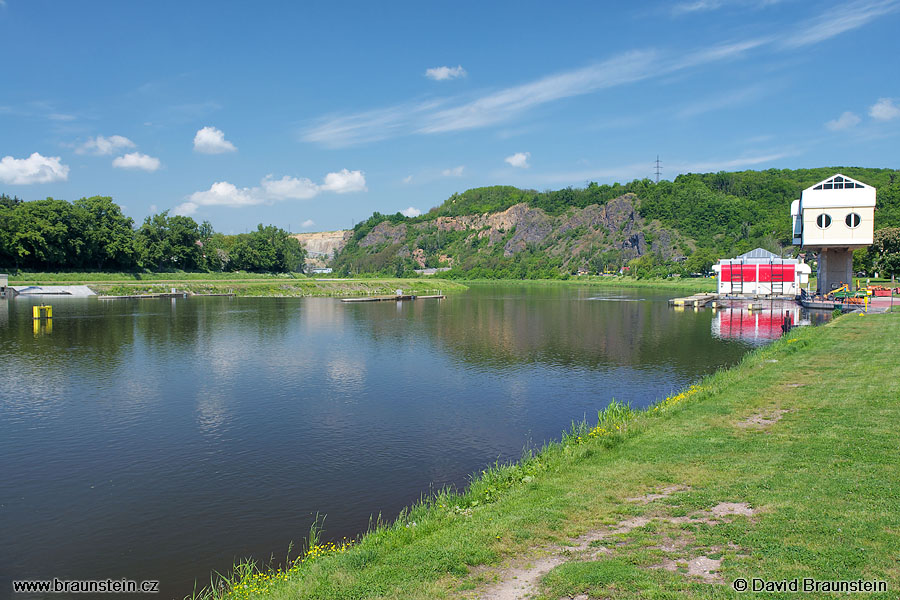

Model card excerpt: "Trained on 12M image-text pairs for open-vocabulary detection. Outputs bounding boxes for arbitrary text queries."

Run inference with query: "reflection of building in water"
[711,301,816,345]
[0,297,7,326]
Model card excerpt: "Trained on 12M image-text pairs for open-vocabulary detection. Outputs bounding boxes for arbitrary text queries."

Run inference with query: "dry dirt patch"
[737,409,790,429]
[473,495,757,599]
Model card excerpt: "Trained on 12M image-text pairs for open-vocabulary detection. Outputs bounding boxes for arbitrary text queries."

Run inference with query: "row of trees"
[0,194,305,272]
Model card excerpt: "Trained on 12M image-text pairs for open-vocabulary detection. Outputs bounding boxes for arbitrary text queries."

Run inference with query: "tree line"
[333,167,900,279]
[0,194,305,273]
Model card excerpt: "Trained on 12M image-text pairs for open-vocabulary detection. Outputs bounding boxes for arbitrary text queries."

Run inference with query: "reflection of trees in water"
[344,286,751,375]
[2,297,304,385]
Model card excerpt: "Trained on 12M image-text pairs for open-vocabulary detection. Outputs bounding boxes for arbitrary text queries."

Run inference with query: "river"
[0,284,807,599]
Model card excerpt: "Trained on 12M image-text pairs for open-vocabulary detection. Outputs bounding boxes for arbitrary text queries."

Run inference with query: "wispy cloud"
[781,0,899,48]
[76,135,136,155]
[400,207,422,217]
[671,0,784,16]
[421,51,658,134]
[425,65,467,81]
[442,165,465,177]
[869,97,900,120]
[535,152,791,185]
[676,83,769,118]
[300,3,891,148]
[302,100,442,148]
[825,111,862,130]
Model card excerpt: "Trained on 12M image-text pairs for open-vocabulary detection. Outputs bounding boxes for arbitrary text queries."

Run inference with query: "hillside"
[330,167,900,278]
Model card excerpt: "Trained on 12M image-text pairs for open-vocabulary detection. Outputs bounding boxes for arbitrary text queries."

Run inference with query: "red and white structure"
[712,248,811,297]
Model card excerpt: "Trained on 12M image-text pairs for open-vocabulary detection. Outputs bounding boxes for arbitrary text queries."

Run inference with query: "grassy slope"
[461,276,716,293]
[198,312,898,599]
[6,273,467,297]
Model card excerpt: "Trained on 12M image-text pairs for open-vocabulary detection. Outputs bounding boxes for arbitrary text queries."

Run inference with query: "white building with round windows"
[790,174,876,294]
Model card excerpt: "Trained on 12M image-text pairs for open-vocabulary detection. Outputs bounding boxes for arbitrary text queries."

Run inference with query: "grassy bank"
[5,273,467,297]
[194,311,899,599]
[459,276,716,293]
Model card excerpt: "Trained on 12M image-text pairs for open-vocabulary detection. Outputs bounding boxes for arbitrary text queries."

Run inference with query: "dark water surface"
[2,285,768,599]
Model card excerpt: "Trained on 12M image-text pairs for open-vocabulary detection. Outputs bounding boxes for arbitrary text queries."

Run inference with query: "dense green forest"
[332,167,900,279]
[0,195,305,273]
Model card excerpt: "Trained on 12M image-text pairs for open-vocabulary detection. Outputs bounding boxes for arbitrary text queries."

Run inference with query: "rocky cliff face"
[329,194,688,273]
[292,230,351,267]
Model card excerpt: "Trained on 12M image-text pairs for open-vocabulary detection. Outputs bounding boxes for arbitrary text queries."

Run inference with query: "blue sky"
[1,0,899,234]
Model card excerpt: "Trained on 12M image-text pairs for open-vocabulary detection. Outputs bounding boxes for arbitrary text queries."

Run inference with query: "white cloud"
[180,182,262,215]
[173,202,199,216]
[400,207,422,217]
[782,0,900,48]
[261,174,320,200]
[402,175,413,184]
[301,219,315,228]
[505,152,531,169]
[193,126,237,154]
[442,166,465,177]
[0,152,69,184]
[320,169,367,193]
[112,152,161,172]
[177,169,367,215]
[76,135,136,155]
[425,65,467,81]
[869,97,900,120]
[826,111,861,131]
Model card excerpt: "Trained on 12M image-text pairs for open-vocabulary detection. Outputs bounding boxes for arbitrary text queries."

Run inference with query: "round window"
[845,213,861,228]
[816,214,832,229]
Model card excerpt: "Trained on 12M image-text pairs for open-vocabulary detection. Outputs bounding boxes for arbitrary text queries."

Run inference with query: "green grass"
[462,276,716,293]
[189,312,900,599]
[5,273,468,297]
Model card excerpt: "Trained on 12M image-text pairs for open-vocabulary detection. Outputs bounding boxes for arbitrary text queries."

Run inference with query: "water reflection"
[711,300,830,346]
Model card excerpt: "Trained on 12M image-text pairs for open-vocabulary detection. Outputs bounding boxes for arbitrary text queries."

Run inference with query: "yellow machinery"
[32,305,53,319]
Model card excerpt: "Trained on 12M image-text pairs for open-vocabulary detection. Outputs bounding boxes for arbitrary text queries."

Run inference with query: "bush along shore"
[189,311,899,600]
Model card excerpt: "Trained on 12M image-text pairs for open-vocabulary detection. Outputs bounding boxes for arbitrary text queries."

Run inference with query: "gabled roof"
[737,248,779,259]
[804,173,870,191]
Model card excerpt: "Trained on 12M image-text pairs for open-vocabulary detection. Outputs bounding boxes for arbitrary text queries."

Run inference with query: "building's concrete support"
[816,248,853,294]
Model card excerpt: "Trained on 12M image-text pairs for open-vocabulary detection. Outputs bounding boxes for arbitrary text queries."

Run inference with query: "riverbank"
[194,311,898,600]
[460,276,716,293]
[4,273,467,297]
